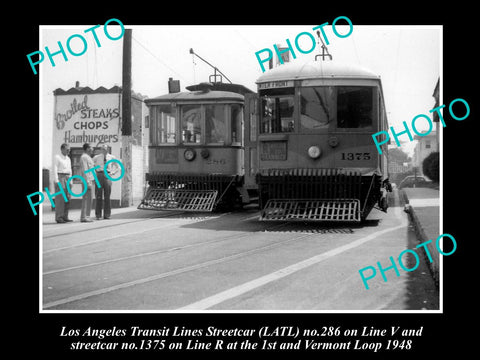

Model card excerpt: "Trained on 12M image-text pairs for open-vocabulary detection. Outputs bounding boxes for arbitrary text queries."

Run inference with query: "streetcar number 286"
[341,152,371,160]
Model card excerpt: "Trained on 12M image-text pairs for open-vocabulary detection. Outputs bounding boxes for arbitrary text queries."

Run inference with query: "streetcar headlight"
[200,148,210,159]
[328,136,339,148]
[308,146,322,159]
[184,148,196,161]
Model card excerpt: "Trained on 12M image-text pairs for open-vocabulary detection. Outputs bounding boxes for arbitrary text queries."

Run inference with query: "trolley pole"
[121,28,133,207]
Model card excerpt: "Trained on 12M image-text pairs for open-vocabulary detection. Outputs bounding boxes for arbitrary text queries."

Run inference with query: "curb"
[401,190,440,287]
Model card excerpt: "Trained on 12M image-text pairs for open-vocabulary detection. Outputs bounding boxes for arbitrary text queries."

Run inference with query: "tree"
[388,148,410,164]
[422,152,439,182]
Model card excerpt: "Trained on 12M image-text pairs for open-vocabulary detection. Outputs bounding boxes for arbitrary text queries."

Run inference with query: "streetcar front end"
[254,61,390,222]
[138,86,247,212]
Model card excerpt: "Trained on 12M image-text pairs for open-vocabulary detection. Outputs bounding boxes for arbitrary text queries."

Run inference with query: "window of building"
[337,87,373,128]
[425,140,431,149]
[151,104,176,145]
[144,115,149,128]
[181,104,202,144]
[69,147,83,184]
[205,104,226,144]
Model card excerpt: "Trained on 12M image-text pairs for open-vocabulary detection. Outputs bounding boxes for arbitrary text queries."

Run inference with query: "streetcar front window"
[181,104,202,144]
[151,104,176,145]
[337,87,373,128]
[205,104,226,144]
[300,86,334,130]
[260,88,294,134]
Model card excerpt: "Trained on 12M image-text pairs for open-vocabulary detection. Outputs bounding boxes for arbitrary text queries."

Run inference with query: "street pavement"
[41,189,439,311]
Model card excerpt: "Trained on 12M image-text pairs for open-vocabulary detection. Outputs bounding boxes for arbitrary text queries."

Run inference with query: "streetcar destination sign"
[260,141,287,161]
[258,80,294,90]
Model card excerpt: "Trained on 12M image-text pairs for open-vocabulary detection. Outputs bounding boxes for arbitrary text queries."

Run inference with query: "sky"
[39,24,441,167]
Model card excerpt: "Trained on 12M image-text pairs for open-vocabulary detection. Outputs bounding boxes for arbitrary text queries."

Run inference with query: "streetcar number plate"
[341,152,371,160]
[261,141,287,161]
[155,148,178,164]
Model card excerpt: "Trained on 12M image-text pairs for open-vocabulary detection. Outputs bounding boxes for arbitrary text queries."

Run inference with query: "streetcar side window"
[205,104,226,145]
[231,104,243,145]
[337,87,373,129]
[181,104,202,144]
[300,86,334,130]
[151,104,176,145]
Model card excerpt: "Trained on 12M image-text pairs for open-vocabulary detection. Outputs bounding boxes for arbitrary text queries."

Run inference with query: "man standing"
[53,143,72,223]
[93,144,120,220]
[80,143,94,222]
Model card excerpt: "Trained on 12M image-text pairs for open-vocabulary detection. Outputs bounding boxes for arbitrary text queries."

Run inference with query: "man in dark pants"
[80,143,95,222]
[93,144,120,220]
[53,143,73,223]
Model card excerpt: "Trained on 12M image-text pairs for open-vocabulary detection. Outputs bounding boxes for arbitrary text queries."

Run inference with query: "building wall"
[51,87,149,209]
[52,91,123,205]
[131,145,146,203]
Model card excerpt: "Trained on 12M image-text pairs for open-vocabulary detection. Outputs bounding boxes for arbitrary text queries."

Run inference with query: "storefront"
[51,82,149,208]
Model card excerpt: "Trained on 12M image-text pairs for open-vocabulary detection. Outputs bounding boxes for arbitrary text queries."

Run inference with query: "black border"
[16,4,475,358]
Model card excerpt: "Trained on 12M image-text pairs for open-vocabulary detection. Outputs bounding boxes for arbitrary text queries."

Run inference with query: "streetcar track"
[42,212,232,254]
[43,218,156,239]
[42,201,409,311]
[43,222,184,254]
[43,209,259,241]
[43,222,288,275]
[43,229,315,309]
[42,211,188,239]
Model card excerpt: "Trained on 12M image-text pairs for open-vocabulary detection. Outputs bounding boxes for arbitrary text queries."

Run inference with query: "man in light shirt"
[53,143,73,223]
[79,143,95,222]
[93,144,120,220]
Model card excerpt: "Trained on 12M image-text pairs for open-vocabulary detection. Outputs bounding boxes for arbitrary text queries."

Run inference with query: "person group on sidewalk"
[53,143,121,224]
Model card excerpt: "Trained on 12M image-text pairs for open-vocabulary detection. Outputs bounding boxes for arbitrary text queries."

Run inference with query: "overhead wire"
[132,35,189,83]
[351,30,361,66]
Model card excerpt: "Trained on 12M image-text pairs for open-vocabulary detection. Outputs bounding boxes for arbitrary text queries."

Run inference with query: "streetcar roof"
[186,82,254,95]
[145,90,244,104]
[256,61,380,84]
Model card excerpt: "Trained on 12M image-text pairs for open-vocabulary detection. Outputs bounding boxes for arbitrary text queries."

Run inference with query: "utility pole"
[121,28,132,207]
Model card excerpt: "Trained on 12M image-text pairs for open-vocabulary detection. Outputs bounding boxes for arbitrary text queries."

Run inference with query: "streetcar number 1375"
[341,152,371,160]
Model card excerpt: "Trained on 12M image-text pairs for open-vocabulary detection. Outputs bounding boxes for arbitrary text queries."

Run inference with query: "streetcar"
[138,80,255,212]
[138,59,391,222]
[254,61,391,221]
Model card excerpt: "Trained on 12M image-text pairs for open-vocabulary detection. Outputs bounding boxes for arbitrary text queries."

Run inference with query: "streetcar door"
[243,93,260,190]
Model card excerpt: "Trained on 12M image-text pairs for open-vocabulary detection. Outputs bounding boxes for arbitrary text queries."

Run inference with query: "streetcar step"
[260,199,361,222]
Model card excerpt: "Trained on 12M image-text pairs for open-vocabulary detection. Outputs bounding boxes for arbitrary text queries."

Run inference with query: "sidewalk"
[401,187,440,285]
[41,202,148,225]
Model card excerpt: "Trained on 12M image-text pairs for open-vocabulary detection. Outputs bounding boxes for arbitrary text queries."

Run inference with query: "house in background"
[411,78,440,178]
[412,132,438,177]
